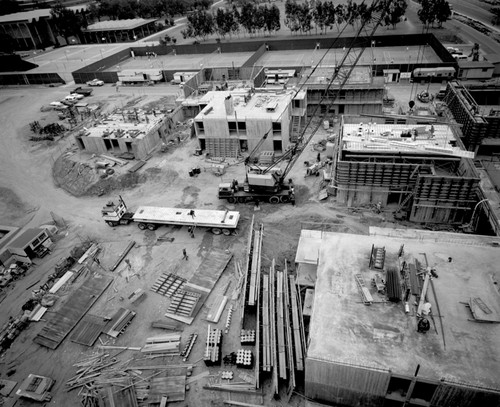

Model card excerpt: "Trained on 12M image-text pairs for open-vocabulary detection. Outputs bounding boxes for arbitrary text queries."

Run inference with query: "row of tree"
[181,4,281,40]
[417,0,452,28]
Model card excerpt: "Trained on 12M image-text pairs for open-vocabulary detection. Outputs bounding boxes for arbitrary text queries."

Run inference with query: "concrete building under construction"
[295,228,500,407]
[74,109,174,160]
[329,117,499,232]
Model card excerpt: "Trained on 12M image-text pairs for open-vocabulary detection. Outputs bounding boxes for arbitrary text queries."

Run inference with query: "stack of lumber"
[104,308,136,338]
[203,376,261,394]
[141,333,181,355]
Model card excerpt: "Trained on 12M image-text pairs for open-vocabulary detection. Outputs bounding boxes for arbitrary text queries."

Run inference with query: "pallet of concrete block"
[141,333,181,354]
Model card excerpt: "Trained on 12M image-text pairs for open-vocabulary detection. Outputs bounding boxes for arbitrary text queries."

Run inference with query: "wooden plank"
[49,271,75,293]
[283,262,296,389]
[262,274,270,372]
[110,241,136,272]
[206,295,228,323]
[70,314,107,347]
[276,270,287,380]
[248,231,261,306]
[151,321,180,330]
[289,275,304,371]
[33,273,112,349]
[127,160,147,173]
[147,375,186,403]
[240,215,255,325]
[269,260,278,395]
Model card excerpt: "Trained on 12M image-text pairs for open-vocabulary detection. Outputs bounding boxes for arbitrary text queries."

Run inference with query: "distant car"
[446,47,461,55]
[69,93,84,100]
[64,94,80,102]
[50,101,64,107]
[86,79,104,86]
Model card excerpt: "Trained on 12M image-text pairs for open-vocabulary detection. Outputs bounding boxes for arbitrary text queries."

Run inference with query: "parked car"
[69,93,84,100]
[86,79,104,86]
[49,101,64,107]
[64,95,80,102]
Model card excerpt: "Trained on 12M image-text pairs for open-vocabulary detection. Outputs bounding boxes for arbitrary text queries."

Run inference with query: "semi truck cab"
[101,197,133,226]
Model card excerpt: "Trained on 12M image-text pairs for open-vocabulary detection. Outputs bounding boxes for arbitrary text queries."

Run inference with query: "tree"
[268,4,281,34]
[182,9,214,40]
[417,0,434,28]
[433,0,452,28]
[51,2,87,43]
[381,0,407,29]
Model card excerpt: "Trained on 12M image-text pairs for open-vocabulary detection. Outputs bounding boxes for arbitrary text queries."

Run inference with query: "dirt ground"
[0,82,404,407]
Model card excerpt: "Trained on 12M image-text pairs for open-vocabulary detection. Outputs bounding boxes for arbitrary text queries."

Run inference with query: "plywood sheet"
[34,273,112,349]
[70,314,107,346]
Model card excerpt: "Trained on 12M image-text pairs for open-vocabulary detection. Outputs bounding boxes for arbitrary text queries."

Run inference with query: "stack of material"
[204,326,222,366]
[258,151,274,164]
[67,354,189,406]
[151,273,186,298]
[104,308,136,338]
[386,268,402,302]
[204,376,261,394]
[369,245,386,269]
[240,329,256,345]
[141,333,181,355]
[235,349,253,368]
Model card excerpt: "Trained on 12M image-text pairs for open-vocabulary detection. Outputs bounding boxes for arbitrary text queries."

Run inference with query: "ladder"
[395,191,414,213]
[355,274,373,305]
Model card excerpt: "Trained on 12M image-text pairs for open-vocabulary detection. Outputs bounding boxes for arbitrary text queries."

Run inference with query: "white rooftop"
[342,123,474,158]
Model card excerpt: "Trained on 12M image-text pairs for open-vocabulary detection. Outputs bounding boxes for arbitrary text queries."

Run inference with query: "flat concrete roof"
[196,90,294,121]
[109,52,254,72]
[341,123,474,158]
[83,110,164,140]
[0,5,88,23]
[255,45,442,68]
[304,228,500,390]
[300,66,374,87]
[85,18,157,32]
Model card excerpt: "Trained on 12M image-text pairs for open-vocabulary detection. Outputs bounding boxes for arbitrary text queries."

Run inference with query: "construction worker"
[189,209,196,218]
[182,248,188,260]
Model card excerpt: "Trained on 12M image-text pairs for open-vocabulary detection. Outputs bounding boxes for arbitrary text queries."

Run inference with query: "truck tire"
[280,195,290,203]
[227,197,235,204]
[147,223,157,231]
[269,196,280,204]
[106,221,117,227]
[237,197,246,203]
[222,228,231,236]
[138,223,146,230]
[211,228,222,235]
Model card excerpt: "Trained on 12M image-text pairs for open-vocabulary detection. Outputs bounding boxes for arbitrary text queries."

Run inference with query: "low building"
[194,89,300,158]
[74,109,173,160]
[0,225,20,266]
[297,228,500,407]
[299,66,385,117]
[82,18,157,44]
[5,227,53,264]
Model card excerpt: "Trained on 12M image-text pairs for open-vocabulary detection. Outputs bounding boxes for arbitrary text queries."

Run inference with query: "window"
[196,121,204,131]
[293,99,301,108]
[228,121,237,131]
[482,68,489,72]
[237,122,246,130]
[272,122,281,132]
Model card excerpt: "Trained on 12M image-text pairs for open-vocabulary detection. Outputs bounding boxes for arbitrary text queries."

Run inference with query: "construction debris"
[141,333,181,355]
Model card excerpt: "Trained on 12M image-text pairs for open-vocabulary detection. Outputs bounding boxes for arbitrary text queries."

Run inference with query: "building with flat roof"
[328,117,500,232]
[193,89,304,158]
[82,18,157,44]
[296,227,500,407]
[74,109,173,160]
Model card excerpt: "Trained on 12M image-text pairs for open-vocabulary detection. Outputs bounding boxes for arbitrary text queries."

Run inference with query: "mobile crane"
[218,0,391,204]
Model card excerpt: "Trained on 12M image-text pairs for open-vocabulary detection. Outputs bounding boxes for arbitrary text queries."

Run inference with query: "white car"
[64,94,80,102]
[86,79,104,86]
[50,101,64,107]
[69,93,84,100]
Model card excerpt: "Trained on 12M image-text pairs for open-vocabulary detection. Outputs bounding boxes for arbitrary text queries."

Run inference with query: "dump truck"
[102,196,240,235]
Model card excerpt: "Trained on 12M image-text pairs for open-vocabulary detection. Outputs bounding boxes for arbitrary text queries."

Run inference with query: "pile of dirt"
[52,155,148,197]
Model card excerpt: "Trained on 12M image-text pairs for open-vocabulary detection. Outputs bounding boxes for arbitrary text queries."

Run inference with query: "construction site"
[1,2,500,407]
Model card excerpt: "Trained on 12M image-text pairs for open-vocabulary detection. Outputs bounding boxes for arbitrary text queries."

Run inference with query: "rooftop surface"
[197,90,294,120]
[83,111,164,139]
[299,66,373,86]
[8,228,44,249]
[341,123,474,158]
[303,228,500,390]
[255,45,441,68]
[85,18,157,32]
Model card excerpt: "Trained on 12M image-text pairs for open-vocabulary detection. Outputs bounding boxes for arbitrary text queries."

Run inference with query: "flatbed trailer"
[102,197,239,235]
[133,206,239,235]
